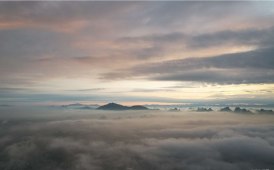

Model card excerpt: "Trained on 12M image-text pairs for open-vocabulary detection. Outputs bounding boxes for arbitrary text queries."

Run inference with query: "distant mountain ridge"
[60,103,100,110]
[97,103,148,110]
[61,103,99,107]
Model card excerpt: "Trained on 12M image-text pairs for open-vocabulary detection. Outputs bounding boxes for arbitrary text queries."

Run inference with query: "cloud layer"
[1,1,274,103]
[102,46,274,84]
[1,108,274,170]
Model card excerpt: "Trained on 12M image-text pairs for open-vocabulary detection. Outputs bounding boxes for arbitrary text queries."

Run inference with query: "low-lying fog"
[0,106,274,170]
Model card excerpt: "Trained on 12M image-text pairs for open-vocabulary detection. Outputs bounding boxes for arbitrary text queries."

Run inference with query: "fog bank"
[0,107,274,170]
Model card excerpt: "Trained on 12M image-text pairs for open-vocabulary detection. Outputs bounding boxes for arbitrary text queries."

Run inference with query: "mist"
[1,107,274,170]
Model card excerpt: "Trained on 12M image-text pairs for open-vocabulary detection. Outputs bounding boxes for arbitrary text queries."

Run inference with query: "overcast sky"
[0,1,274,105]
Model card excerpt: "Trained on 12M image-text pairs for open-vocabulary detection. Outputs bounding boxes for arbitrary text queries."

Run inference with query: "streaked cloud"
[102,47,274,84]
[0,1,274,104]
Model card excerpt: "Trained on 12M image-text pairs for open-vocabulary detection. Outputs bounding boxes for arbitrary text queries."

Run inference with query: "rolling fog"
[0,107,274,170]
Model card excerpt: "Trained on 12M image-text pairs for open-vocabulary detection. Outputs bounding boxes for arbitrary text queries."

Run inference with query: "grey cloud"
[0,29,87,58]
[0,91,191,105]
[66,88,106,92]
[9,2,274,39]
[142,136,274,170]
[108,25,274,64]
[116,26,274,60]
[0,108,274,170]
[0,2,139,30]
[188,27,274,49]
[102,47,274,84]
[1,1,274,61]
[145,47,274,72]
[125,2,274,33]
[1,1,274,104]
[1,2,274,86]
[153,68,274,84]
[118,32,185,45]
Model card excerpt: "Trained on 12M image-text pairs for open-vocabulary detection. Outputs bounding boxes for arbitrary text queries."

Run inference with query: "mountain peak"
[97,103,148,110]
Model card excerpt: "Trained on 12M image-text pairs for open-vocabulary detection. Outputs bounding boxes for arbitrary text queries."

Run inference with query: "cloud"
[0,108,274,170]
[0,29,80,58]
[113,26,274,62]
[0,1,139,32]
[130,88,175,93]
[1,1,274,103]
[188,27,274,49]
[66,88,106,92]
[102,47,274,84]
[153,68,274,84]
[123,1,274,33]
[119,26,274,47]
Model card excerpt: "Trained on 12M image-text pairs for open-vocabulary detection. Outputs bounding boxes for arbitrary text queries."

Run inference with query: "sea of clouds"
[0,107,274,170]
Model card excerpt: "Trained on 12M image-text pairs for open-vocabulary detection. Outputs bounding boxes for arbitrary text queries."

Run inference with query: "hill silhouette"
[234,107,251,113]
[257,109,273,114]
[129,105,149,110]
[60,103,99,109]
[97,103,148,110]
[220,107,232,112]
[196,107,213,112]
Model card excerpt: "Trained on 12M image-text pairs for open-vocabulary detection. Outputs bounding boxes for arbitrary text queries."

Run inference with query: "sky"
[0,1,274,105]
